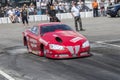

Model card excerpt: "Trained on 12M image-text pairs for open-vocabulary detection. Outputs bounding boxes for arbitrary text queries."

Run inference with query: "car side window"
[30,26,39,35]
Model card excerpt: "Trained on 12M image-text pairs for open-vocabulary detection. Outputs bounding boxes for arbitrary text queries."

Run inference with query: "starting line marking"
[0,70,15,80]
[96,39,120,43]
[91,52,103,56]
[96,39,120,48]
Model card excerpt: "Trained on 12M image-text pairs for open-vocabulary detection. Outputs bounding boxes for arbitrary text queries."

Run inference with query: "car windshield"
[40,24,73,35]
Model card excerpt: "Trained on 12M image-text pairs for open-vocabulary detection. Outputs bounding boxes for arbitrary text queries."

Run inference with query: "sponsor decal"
[29,38,37,43]
[59,54,69,58]
[67,45,80,55]
[53,34,58,37]
[39,38,48,46]
[75,45,80,54]
[67,46,74,55]
[31,43,37,48]
[70,37,83,43]
[29,38,37,48]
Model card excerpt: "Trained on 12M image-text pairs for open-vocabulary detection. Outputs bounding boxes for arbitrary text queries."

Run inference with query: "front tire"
[43,47,47,57]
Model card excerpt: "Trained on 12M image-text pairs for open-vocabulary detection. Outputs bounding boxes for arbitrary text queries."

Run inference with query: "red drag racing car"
[23,22,91,59]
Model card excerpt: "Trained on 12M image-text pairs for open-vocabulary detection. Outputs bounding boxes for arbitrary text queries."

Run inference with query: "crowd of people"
[0,1,91,17]
[0,1,71,18]
[0,3,35,23]
[0,0,117,32]
[0,0,114,23]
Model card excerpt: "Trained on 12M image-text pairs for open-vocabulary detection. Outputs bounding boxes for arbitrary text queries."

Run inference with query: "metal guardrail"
[0,12,93,24]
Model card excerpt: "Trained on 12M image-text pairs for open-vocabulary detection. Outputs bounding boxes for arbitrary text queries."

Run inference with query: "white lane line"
[96,39,120,43]
[91,52,103,56]
[0,70,15,80]
[96,41,120,48]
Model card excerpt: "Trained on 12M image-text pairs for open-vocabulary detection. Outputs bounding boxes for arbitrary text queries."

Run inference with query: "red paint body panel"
[23,22,90,59]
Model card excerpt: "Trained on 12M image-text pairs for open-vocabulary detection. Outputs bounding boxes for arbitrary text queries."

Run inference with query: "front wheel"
[43,47,47,57]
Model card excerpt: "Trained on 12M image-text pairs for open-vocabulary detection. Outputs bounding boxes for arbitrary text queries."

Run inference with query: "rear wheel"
[117,9,120,17]
[26,41,32,53]
[110,15,116,17]
[24,37,31,53]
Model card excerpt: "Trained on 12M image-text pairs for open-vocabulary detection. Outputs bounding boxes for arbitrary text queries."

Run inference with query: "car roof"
[38,22,63,27]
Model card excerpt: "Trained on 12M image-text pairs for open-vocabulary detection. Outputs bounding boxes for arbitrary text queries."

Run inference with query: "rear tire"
[117,10,120,17]
[43,47,47,57]
[110,15,116,17]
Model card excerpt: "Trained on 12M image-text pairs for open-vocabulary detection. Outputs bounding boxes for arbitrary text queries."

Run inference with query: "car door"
[27,26,40,55]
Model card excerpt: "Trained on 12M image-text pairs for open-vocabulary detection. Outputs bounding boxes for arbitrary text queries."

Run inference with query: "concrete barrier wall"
[0,11,93,24]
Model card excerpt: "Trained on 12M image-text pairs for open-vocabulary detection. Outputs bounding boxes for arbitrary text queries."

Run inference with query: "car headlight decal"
[49,44,64,50]
[82,40,90,48]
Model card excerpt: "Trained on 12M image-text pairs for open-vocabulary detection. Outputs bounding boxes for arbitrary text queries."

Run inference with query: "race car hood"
[41,31,87,46]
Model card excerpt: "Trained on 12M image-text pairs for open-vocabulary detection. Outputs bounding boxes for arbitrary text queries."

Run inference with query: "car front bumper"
[45,51,91,59]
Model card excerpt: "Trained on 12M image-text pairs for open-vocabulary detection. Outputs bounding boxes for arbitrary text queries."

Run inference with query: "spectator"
[92,0,99,17]
[99,0,106,16]
[23,4,27,8]
[77,2,82,11]
[71,1,85,31]
[20,6,29,27]
[64,2,70,13]
[15,7,20,23]
[28,3,35,15]
[8,8,15,23]
[4,6,9,17]
[79,1,90,12]
[46,3,60,22]
[108,0,112,6]
[58,3,65,13]
[54,2,59,13]
[0,7,5,17]
[41,1,47,14]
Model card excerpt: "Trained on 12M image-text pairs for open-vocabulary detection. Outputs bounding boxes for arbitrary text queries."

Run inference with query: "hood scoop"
[55,37,63,43]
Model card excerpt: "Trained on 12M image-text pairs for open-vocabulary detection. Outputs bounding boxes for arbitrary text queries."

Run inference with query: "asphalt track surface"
[0,17,120,80]
[0,75,5,80]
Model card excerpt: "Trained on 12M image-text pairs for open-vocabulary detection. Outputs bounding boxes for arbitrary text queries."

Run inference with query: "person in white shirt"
[71,1,85,31]
[29,3,35,15]
[8,8,15,23]
[99,0,106,16]
[41,1,47,14]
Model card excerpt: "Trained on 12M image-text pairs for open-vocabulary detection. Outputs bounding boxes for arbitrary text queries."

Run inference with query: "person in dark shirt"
[0,7,4,17]
[20,6,29,27]
[46,3,60,22]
